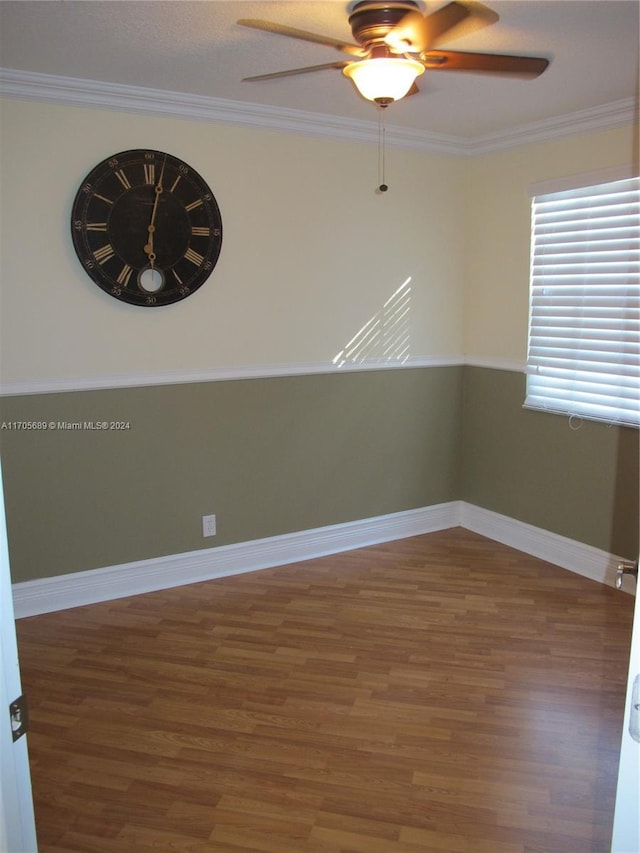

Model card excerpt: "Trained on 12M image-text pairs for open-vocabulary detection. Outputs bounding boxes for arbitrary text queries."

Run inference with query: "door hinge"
[9,694,29,742]
[630,674,640,744]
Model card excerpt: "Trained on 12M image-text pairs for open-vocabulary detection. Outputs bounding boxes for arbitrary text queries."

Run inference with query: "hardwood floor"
[15,528,635,853]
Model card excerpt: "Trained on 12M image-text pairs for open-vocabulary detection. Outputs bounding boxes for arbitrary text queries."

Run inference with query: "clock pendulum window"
[71,149,222,307]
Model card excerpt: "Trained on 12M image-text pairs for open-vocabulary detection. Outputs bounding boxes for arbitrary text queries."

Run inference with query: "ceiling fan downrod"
[377,106,389,193]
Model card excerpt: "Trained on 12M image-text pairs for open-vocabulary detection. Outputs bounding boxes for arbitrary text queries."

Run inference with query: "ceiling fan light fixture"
[343,56,424,104]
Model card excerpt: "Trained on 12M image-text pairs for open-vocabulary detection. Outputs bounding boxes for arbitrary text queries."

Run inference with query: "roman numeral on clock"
[93,244,115,264]
[184,247,204,266]
[114,169,131,190]
[116,264,133,287]
[94,193,113,206]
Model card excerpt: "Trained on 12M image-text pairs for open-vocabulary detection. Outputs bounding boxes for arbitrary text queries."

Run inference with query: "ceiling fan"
[238,1,549,106]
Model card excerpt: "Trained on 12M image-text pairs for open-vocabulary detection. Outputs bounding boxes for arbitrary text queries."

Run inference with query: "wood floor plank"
[15,528,634,852]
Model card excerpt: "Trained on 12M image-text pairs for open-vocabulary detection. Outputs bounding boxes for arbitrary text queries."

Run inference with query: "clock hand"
[144,156,167,268]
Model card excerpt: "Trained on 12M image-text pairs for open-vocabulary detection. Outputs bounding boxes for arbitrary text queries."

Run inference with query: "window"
[525,175,640,427]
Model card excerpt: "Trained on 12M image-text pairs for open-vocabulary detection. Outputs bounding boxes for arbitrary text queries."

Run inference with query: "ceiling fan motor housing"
[348,1,421,46]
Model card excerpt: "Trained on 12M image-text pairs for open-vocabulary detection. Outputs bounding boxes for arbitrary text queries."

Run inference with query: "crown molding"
[1,68,635,156]
[468,98,637,155]
[0,68,462,155]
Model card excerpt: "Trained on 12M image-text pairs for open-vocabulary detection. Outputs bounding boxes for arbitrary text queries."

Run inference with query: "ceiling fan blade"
[242,62,349,82]
[237,19,365,57]
[423,50,549,77]
[437,1,499,42]
[385,2,469,53]
[421,1,474,44]
[386,1,498,54]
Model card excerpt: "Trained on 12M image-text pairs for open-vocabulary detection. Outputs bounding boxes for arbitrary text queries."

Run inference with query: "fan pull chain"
[377,106,388,193]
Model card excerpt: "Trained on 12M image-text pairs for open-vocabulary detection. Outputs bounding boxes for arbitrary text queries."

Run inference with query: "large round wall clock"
[71,149,222,306]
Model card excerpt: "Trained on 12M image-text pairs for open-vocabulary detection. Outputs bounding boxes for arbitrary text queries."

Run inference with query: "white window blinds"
[525,176,640,427]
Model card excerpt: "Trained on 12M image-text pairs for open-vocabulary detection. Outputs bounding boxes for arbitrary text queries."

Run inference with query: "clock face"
[71,149,222,306]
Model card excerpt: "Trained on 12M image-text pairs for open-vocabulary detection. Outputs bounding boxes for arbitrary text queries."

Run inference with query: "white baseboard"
[460,503,632,593]
[11,502,460,618]
[12,501,633,618]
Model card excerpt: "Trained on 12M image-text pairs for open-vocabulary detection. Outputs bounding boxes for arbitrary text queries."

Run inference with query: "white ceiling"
[0,0,638,141]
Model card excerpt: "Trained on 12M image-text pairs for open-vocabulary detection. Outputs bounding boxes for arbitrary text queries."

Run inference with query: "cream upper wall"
[1,96,636,389]
[463,124,638,364]
[0,97,465,390]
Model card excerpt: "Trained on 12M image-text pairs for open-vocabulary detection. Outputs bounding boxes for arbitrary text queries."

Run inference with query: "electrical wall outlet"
[202,514,216,537]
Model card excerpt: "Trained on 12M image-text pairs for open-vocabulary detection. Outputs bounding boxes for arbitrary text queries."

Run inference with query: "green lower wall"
[0,367,462,582]
[461,367,638,559]
[1,365,637,585]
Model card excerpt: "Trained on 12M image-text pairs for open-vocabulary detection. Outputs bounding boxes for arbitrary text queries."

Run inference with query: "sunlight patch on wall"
[333,278,412,368]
